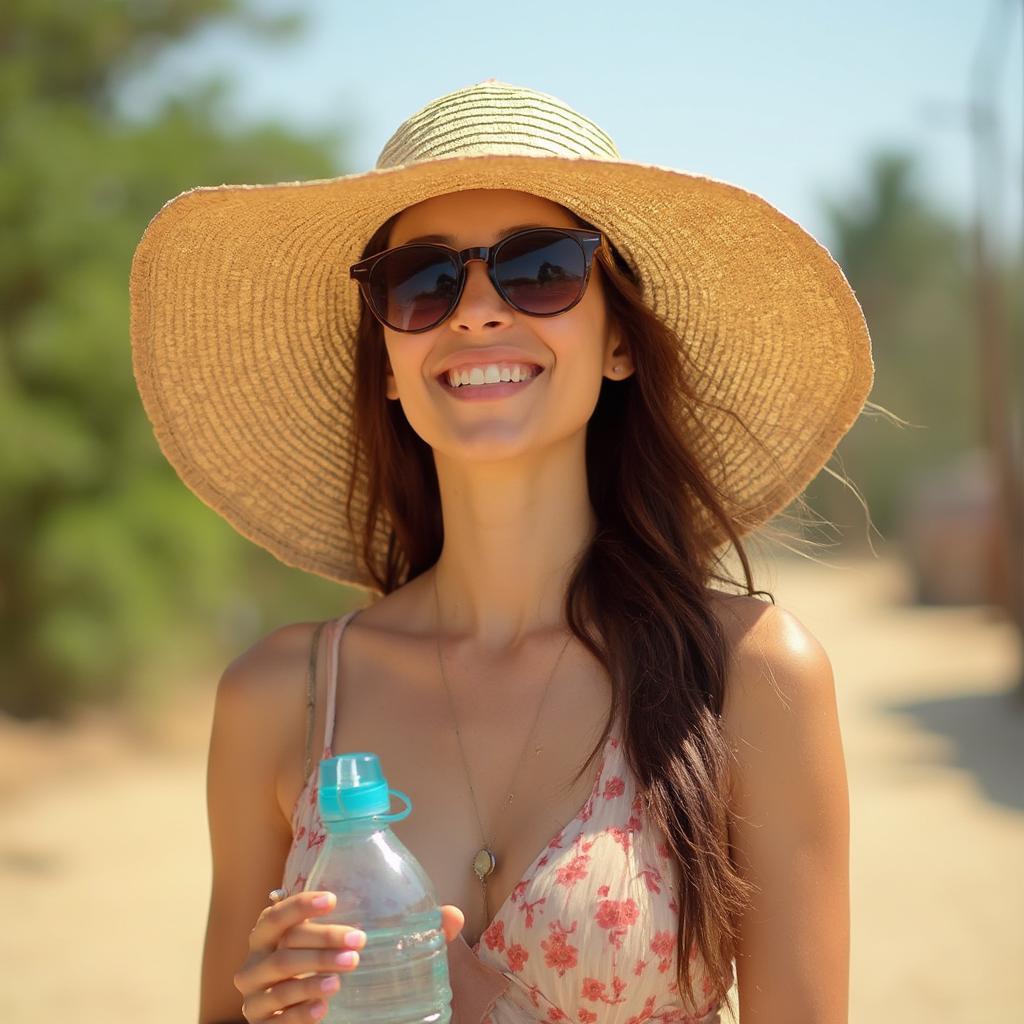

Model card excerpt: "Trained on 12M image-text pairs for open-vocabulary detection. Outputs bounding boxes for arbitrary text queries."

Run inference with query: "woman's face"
[380,188,630,464]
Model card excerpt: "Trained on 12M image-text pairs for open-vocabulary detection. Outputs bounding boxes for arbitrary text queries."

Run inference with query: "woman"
[130,81,870,1024]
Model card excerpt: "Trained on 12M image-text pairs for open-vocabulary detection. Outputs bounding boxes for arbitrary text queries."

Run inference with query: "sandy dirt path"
[1,553,1021,1022]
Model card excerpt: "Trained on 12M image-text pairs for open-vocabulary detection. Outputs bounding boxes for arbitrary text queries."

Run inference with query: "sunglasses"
[349,226,604,333]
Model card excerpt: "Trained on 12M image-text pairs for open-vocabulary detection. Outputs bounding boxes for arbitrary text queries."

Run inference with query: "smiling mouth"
[437,366,544,390]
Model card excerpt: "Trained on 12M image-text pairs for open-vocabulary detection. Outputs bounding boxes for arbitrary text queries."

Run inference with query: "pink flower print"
[541,919,580,977]
[638,867,662,894]
[537,854,550,868]
[578,797,595,824]
[306,824,326,850]
[596,898,639,929]
[508,880,529,905]
[546,1008,568,1023]
[595,898,639,950]
[582,976,626,1008]
[483,919,506,952]
[668,896,678,914]
[597,885,610,898]
[655,839,672,861]
[520,895,547,928]
[548,833,565,850]
[506,942,529,973]
[610,737,620,749]
[293,873,307,893]
[628,793,644,831]
[295,825,306,843]
[624,994,657,1024]
[578,1010,598,1024]
[609,826,632,854]
[555,854,590,890]
[602,776,625,800]
[650,929,674,974]
[633,958,647,976]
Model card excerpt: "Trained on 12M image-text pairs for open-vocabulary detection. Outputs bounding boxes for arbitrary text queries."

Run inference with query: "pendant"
[473,847,496,881]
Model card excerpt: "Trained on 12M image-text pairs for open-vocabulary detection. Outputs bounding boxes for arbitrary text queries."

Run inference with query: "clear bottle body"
[306,822,452,1024]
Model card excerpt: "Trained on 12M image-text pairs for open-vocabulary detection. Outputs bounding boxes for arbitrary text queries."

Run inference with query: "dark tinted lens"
[494,231,586,314]
[369,245,460,331]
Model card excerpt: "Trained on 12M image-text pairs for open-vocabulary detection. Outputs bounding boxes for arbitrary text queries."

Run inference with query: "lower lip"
[439,370,543,401]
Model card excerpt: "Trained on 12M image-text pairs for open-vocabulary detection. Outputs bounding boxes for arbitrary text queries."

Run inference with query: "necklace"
[431,568,573,923]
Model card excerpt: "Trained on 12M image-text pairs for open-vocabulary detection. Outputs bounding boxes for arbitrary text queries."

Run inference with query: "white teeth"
[445,363,538,388]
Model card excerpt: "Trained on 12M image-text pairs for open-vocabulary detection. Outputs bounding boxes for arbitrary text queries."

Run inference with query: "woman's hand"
[234,891,466,1022]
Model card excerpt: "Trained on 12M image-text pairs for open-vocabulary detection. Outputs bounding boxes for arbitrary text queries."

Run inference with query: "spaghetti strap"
[321,608,361,759]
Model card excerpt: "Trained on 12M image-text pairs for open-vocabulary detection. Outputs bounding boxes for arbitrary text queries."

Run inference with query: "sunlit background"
[1,2,1022,1021]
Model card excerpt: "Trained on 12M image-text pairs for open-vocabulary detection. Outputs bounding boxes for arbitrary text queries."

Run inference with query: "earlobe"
[606,346,635,381]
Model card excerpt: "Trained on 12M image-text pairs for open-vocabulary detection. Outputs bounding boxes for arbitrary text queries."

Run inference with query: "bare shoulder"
[704,589,839,788]
[214,619,328,793]
[706,589,834,704]
[703,593,850,1017]
[200,619,328,1023]
[217,620,323,722]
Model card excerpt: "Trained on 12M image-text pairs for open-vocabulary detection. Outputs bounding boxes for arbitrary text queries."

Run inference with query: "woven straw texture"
[129,80,873,594]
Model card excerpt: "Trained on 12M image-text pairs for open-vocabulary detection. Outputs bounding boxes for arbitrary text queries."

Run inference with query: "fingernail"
[344,930,366,948]
[312,894,334,908]
[335,950,359,967]
[311,1000,327,1020]
[321,975,340,993]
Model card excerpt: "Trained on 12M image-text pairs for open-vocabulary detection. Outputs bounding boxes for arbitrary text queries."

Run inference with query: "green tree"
[1,2,348,717]
[801,150,993,547]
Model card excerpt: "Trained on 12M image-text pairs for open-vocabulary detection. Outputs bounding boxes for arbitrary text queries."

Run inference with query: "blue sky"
[128,0,1024,253]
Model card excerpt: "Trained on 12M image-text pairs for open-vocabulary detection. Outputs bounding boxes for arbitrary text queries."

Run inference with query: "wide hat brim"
[129,151,873,594]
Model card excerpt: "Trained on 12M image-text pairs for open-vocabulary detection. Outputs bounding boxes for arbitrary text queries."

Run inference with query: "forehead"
[389,188,579,247]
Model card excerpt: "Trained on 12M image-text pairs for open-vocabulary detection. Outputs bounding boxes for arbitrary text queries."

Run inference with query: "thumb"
[439,904,465,944]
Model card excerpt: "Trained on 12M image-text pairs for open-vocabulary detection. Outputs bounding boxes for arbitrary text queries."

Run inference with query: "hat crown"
[375,80,622,169]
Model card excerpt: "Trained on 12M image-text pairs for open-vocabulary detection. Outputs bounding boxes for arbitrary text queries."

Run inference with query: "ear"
[603,327,634,382]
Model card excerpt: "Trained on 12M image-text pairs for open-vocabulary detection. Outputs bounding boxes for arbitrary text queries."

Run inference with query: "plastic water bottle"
[305,752,452,1024]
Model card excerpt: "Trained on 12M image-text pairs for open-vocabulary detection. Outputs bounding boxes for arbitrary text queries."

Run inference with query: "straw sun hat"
[129,79,873,593]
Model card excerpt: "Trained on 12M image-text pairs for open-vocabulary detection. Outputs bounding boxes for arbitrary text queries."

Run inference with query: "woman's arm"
[199,623,319,1024]
[721,600,851,1023]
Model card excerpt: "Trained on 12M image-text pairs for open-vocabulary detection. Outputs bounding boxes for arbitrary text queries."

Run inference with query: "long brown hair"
[345,201,770,1019]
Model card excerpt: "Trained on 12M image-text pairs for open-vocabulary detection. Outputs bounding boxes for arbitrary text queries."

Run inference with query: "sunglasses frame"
[349,226,605,334]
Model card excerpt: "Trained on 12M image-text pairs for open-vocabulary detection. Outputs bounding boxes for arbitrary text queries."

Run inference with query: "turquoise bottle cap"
[318,753,412,825]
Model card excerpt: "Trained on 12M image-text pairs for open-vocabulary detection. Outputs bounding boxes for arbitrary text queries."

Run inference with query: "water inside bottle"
[323,907,451,1024]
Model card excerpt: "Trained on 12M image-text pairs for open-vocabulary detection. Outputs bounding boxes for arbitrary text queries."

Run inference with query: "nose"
[448,256,512,332]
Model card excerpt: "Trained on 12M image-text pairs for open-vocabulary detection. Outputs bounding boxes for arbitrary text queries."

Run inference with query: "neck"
[430,431,595,651]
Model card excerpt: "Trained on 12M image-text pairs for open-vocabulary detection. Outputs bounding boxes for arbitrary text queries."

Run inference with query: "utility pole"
[969,0,1024,693]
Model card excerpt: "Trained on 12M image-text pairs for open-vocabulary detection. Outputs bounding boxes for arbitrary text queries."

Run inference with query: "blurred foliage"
[1,1,353,719]
[801,149,1023,547]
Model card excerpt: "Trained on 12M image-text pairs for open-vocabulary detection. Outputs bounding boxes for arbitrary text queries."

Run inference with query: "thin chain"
[432,567,572,923]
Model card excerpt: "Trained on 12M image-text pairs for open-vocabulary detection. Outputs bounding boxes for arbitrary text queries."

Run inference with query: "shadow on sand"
[879,686,1024,812]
